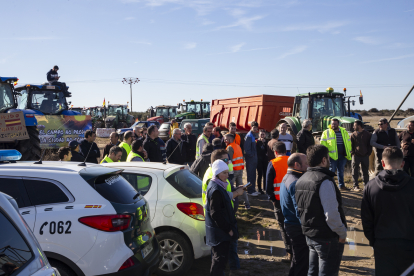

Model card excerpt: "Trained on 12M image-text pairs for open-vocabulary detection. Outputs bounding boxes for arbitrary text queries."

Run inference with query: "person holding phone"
[205,160,245,276]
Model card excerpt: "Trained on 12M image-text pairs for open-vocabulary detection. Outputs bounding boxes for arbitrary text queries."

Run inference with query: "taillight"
[177,203,205,221]
[25,114,35,118]
[119,257,135,271]
[79,215,131,232]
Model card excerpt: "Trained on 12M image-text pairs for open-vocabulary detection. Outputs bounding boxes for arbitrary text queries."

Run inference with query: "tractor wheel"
[17,126,41,161]
[94,121,103,129]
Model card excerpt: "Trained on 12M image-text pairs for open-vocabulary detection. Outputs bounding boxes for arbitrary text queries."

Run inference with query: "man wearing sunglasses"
[370,118,400,175]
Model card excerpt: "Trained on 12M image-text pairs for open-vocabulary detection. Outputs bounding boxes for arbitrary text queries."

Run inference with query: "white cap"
[212,160,229,177]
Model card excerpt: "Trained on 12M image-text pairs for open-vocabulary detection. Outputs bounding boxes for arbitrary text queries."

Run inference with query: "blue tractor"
[0,77,41,160]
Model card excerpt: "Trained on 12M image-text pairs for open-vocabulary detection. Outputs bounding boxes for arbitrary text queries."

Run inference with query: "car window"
[0,179,28,208]
[122,173,152,196]
[92,174,139,204]
[23,180,69,206]
[166,169,202,198]
[0,210,34,275]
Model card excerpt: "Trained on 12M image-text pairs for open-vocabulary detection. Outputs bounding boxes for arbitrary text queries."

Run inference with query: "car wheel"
[156,231,193,276]
[49,259,76,276]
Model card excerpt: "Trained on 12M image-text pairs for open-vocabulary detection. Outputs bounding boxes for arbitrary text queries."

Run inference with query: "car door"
[22,177,98,263]
[0,176,36,230]
[121,171,158,222]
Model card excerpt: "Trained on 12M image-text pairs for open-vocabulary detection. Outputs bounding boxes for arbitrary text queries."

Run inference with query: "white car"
[0,150,161,276]
[0,191,60,276]
[102,162,210,276]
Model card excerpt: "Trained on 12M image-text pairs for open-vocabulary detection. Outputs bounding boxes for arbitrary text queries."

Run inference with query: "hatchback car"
[159,122,172,141]
[0,150,161,276]
[0,191,60,276]
[102,162,210,276]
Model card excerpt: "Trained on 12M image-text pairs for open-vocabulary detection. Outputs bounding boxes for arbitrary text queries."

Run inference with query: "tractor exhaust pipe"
[388,84,414,123]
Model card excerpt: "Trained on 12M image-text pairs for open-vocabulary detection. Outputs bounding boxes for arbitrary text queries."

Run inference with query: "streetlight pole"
[122,78,140,112]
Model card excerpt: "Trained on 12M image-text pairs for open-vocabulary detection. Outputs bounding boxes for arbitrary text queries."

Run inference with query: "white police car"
[0,150,161,276]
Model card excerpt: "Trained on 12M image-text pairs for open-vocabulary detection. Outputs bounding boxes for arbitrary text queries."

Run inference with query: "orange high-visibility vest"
[227,142,244,170]
[271,156,289,200]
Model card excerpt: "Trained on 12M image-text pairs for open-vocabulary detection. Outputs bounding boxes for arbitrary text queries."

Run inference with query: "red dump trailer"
[210,94,295,133]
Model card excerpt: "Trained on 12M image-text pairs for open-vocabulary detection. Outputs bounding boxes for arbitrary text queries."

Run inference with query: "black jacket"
[361,169,414,246]
[103,141,120,158]
[46,69,59,82]
[296,129,315,154]
[181,133,197,163]
[166,138,187,165]
[79,140,100,164]
[295,167,346,239]
[70,150,84,162]
[143,135,163,163]
[190,151,212,178]
[256,139,268,163]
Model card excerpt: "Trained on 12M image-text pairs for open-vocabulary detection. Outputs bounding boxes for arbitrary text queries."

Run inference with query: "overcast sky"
[1,0,413,112]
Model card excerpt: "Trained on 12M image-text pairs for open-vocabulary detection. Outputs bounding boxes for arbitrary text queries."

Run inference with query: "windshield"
[202,103,210,114]
[108,106,125,116]
[30,90,67,114]
[313,96,344,117]
[85,109,93,116]
[169,107,177,118]
[0,83,15,112]
[186,103,200,114]
[95,108,103,117]
[155,108,169,117]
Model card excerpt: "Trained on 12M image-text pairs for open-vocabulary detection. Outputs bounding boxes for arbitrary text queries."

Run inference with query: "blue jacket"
[244,131,257,160]
[205,180,239,246]
[280,169,304,225]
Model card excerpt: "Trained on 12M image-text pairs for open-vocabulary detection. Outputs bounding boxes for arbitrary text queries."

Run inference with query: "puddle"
[240,229,286,258]
[344,226,373,257]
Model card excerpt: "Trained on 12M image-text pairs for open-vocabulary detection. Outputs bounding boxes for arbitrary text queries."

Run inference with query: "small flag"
[103,98,106,107]
[360,90,362,97]
[5,119,21,127]
[13,78,19,86]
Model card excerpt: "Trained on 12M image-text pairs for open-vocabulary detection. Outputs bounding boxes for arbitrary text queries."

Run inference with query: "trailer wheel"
[17,126,41,161]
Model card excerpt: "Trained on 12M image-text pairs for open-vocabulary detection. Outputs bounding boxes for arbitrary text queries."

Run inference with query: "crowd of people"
[55,118,414,276]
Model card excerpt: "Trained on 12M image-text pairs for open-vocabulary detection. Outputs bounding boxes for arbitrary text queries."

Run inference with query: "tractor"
[70,106,84,114]
[176,100,210,122]
[275,87,369,152]
[147,105,178,124]
[85,106,106,129]
[105,104,134,129]
[0,77,41,160]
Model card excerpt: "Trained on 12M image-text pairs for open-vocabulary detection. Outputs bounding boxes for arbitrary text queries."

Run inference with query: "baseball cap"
[68,140,79,149]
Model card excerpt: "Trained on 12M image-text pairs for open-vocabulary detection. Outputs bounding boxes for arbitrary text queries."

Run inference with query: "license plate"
[141,242,153,259]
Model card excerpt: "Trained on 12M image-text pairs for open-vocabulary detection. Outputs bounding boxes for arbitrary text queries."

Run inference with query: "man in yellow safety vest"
[127,140,146,162]
[119,130,134,162]
[320,118,352,190]
[100,146,122,163]
[196,126,212,159]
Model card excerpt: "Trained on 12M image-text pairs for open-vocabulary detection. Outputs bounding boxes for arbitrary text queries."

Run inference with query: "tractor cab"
[292,88,363,133]
[0,77,17,113]
[105,104,134,129]
[147,105,178,124]
[176,100,210,122]
[14,83,80,116]
[70,106,84,114]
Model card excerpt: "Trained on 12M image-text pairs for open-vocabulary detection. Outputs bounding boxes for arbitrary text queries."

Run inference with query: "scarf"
[211,176,228,190]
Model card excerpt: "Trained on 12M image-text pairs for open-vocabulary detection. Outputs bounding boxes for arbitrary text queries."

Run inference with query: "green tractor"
[276,87,369,152]
[175,100,210,122]
[104,104,135,129]
[85,106,106,129]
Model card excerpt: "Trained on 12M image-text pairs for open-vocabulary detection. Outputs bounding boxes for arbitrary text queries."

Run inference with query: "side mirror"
[127,109,130,112]
[204,103,207,108]
[352,100,355,106]
[359,96,363,105]
[295,96,302,104]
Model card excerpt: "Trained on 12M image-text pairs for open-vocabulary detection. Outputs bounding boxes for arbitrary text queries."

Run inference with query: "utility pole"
[122,78,140,112]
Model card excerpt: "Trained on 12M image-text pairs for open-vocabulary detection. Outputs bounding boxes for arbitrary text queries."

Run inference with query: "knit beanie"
[212,160,229,177]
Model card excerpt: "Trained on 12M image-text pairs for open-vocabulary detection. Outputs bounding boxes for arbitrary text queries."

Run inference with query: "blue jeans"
[329,155,347,188]
[228,239,240,270]
[306,236,345,276]
[245,157,257,194]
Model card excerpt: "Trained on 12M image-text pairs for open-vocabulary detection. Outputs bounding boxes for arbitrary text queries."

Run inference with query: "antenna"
[34,150,46,164]
[78,141,94,166]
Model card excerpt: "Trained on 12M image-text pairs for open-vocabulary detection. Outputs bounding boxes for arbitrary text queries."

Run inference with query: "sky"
[1,0,413,112]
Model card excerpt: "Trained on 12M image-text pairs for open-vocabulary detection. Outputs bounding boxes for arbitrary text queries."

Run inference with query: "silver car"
[0,192,60,276]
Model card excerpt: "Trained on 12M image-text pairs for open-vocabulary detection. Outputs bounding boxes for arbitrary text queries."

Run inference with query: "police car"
[102,162,210,276]
[0,150,161,276]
